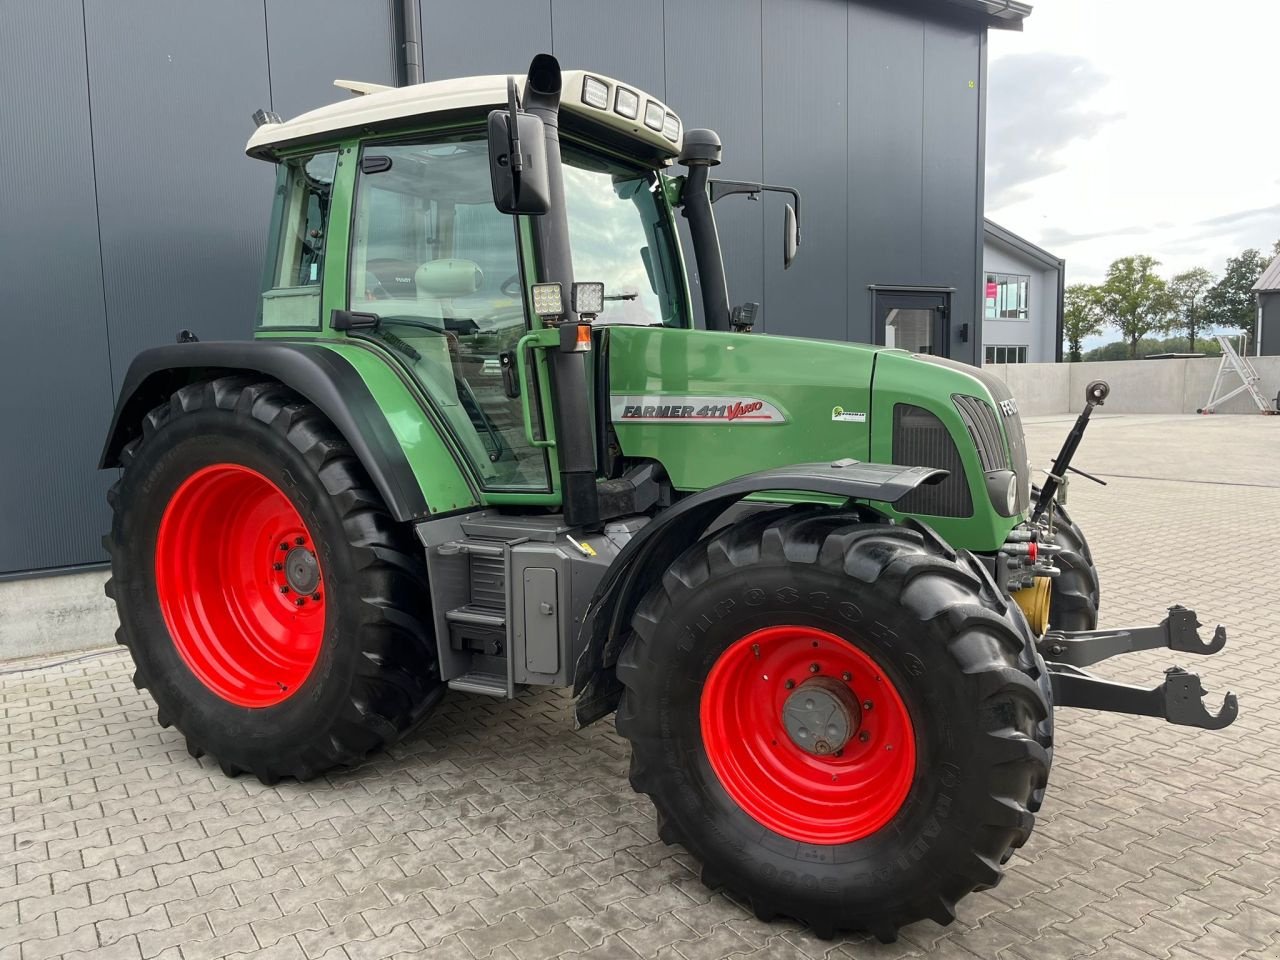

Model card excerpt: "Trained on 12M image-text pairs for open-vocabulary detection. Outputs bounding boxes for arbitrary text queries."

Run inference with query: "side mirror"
[783,203,799,270]
[487,78,551,215]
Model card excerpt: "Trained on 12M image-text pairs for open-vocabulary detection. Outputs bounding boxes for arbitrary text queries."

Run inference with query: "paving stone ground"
[3,414,1279,960]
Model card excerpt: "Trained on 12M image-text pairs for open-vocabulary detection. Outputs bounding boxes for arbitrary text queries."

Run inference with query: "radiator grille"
[953,394,1008,473]
[469,554,506,610]
[892,404,972,517]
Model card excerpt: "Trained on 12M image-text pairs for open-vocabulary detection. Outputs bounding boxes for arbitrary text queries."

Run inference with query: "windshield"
[562,147,685,327]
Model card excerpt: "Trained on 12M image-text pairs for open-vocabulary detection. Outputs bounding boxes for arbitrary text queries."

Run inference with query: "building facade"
[1254,254,1280,356]
[982,219,1064,365]
[0,0,1028,577]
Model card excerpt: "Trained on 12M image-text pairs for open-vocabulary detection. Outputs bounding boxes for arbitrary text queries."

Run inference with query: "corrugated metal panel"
[1253,254,1280,293]
[550,0,664,98]
[84,0,273,383]
[0,0,116,573]
[267,0,395,119]
[663,0,764,320]
[418,0,551,80]
[922,18,983,363]
[762,0,848,341]
[846,5,925,343]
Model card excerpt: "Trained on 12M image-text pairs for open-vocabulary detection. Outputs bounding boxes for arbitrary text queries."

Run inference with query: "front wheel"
[105,376,444,783]
[615,509,1052,940]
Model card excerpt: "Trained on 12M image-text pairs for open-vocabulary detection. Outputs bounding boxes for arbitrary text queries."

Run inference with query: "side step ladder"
[1198,334,1276,414]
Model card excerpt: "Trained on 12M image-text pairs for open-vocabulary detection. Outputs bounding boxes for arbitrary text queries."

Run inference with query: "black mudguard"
[99,340,445,522]
[571,460,947,726]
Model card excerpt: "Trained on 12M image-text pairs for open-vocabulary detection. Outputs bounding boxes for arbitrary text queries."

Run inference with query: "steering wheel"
[500,273,522,298]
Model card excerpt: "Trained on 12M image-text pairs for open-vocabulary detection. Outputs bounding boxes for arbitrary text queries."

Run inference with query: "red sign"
[985,281,998,300]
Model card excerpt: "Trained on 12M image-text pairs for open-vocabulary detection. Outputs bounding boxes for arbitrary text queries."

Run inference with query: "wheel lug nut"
[280,585,289,594]
[295,598,306,607]
[273,562,283,571]
[295,536,305,546]
[312,593,322,602]
[784,679,795,689]
[809,663,820,674]
[842,672,852,682]
[859,731,870,742]
[279,542,289,551]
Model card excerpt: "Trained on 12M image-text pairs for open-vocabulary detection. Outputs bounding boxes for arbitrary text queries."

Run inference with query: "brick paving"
[3,415,1279,960]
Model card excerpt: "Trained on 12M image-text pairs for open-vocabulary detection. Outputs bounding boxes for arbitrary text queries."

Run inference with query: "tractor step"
[1040,604,1238,730]
[447,671,509,697]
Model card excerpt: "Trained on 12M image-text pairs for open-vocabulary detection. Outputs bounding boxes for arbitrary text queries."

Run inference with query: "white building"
[982,219,1064,364]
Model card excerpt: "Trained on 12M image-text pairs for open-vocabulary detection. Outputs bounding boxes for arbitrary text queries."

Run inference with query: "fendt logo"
[998,398,1019,417]
[611,395,786,424]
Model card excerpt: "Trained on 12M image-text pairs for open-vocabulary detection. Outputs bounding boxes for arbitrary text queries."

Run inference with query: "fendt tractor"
[100,56,1239,938]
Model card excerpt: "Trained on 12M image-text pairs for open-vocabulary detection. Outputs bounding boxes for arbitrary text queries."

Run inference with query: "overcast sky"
[986,0,1280,287]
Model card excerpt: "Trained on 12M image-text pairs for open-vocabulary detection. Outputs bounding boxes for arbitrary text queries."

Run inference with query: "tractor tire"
[1043,497,1100,632]
[104,376,444,784]
[615,509,1052,941]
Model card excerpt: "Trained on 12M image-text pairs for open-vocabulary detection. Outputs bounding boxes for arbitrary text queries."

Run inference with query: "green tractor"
[100,55,1237,939]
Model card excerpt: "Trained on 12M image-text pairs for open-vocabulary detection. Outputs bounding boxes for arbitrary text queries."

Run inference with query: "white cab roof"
[245,70,683,163]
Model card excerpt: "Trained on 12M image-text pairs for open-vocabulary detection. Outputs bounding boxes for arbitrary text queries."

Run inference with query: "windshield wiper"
[604,292,638,301]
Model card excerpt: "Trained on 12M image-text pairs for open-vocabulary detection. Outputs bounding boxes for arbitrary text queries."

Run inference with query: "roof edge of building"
[983,218,1062,270]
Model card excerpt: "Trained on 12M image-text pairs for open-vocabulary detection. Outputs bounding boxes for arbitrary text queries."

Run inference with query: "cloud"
[985,53,1121,209]
[1194,203,1280,229]
[1037,223,1150,247]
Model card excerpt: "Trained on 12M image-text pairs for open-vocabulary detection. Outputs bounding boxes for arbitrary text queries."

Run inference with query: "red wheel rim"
[155,464,325,707]
[700,625,916,844]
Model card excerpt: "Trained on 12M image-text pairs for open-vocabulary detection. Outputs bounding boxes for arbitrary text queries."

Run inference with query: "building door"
[874,291,950,357]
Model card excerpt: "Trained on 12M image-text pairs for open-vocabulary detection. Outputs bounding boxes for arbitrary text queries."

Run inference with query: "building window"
[984,273,1029,319]
[985,345,1028,364]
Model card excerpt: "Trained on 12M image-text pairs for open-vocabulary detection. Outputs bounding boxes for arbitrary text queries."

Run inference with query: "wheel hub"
[782,677,861,755]
[699,624,917,845]
[284,545,320,595]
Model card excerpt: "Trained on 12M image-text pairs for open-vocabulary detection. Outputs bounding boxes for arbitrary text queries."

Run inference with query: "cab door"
[346,131,553,493]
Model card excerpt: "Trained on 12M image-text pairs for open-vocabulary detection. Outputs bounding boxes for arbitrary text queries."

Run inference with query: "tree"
[1205,248,1268,345]
[1168,267,1214,353]
[1062,283,1104,362]
[1098,255,1175,358]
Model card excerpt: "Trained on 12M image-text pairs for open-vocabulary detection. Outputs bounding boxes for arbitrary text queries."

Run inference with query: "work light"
[571,282,605,317]
[643,100,664,131]
[661,113,680,143]
[615,87,640,120]
[581,76,609,110]
[531,282,564,318]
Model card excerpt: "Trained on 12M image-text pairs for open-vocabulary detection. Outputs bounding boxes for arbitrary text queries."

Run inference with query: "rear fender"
[99,340,479,521]
[571,460,946,726]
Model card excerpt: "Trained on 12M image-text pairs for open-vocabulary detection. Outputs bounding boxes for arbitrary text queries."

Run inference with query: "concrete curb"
[0,569,117,660]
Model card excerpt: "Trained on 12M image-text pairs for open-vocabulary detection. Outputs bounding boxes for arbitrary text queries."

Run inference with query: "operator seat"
[414,258,483,323]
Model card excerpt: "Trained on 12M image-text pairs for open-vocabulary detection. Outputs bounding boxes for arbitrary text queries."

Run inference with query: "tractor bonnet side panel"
[605,327,878,490]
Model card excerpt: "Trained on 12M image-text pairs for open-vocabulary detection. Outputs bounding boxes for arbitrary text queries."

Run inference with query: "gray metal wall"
[1260,293,1279,357]
[0,0,393,576]
[1,0,987,576]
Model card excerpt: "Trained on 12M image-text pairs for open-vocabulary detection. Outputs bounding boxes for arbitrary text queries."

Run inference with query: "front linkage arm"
[1037,605,1238,730]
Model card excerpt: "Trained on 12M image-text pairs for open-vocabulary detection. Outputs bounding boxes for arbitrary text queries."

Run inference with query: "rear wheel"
[105,376,444,783]
[615,509,1052,940]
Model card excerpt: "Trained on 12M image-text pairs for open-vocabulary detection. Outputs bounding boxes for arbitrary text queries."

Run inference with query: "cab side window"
[259,152,336,329]
[348,135,549,491]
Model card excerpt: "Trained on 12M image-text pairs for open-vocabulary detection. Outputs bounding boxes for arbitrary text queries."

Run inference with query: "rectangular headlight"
[643,100,664,131]
[614,87,639,120]
[661,113,680,143]
[531,282,564,318]
[581,75,609,110]
[571,282,605,316]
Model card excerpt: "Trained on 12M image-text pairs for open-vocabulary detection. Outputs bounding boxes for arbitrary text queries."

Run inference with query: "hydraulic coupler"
[1037,605,1238,730]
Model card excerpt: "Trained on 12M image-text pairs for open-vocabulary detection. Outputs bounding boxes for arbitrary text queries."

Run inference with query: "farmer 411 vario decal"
[611,395,787,424]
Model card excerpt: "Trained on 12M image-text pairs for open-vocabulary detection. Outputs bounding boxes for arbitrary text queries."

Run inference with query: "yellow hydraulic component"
[1011,577,1052,635]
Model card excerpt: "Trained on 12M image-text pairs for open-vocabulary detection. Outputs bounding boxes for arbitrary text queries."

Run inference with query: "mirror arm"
[709,179,802,246]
